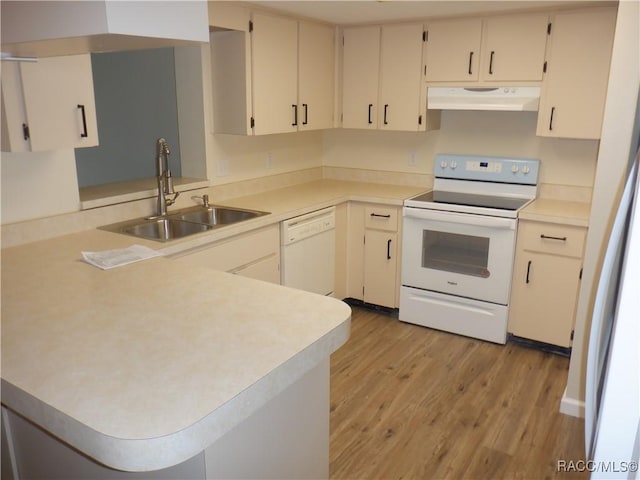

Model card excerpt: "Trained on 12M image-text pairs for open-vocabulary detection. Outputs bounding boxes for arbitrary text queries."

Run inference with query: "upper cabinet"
[251,12,299,135]
[1,1,209,58]
[424,13,548,84]
[480,13,549,82]
[209,4,335,135]
[536,7,617,140]
[210,4,615,138]
[342,24,440,132]
[341,26,381,130]
[1,54,99,152]
[424,18,483,82]
[379,24,433,131]
[298,21,336,131]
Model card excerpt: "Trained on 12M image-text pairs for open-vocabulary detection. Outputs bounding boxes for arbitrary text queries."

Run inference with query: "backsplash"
[322,110,600,189]
[2,109,598,229]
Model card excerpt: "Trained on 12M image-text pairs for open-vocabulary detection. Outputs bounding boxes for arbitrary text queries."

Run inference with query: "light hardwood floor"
[329,306,587,480]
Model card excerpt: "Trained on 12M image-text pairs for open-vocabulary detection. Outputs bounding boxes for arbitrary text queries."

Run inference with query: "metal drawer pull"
[468,51,474,75]
[526,260,532,284]
[77,104,88,138]
[387,239,392,260]
[368,104,373,124]
[370,213,391,218]
[292,104,298,127]
[540,234,567,241]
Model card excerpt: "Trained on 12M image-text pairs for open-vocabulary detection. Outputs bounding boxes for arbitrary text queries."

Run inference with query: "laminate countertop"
[1,179,424,472]
[519,198,591,228]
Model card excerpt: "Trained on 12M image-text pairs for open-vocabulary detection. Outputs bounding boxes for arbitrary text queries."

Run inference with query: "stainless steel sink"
[101,217,212,242]
[167,206,268,226]
[99,205,269,242]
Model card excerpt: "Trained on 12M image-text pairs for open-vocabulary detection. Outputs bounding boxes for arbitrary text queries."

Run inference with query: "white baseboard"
[560,386,585,418]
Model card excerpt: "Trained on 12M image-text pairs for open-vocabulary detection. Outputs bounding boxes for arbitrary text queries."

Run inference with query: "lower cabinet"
[346,203,401,308]
[172,224,280,284]
[508,220,586,347]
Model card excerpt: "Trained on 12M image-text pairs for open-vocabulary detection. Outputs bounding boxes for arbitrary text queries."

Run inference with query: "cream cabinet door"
[364,229,398,309]
[298,21,334,131]
[536,7,617,140]
[508,221,587,347]
[342,26,380,129]
[2,54,98,152]
[509,251,582,348]
[251,12,298,135]
[231,254,280,284]
[424,18,482,82]
[480,13,548,82]
[345,202,366,301]
[171,225,280,285]
[379,23,424,132]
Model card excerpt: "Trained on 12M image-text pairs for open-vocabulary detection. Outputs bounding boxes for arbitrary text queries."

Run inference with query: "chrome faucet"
[155,137,179,216]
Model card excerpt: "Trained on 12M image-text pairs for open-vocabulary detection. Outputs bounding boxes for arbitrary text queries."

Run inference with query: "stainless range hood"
[427,87,541,112]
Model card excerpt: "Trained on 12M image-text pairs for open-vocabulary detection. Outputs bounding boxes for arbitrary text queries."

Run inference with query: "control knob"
[450,160,458,169]
[440,161,448,169]
[522,165,531,174]
[511,165,519,173]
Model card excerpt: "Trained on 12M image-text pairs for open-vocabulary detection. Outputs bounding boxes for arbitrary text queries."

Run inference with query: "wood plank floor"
[329,306,587,480]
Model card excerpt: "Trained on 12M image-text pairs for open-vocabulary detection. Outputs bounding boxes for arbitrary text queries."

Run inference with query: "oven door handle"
[403,207,516,230]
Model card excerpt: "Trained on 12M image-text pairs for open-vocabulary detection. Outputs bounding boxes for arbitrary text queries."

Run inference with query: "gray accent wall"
[75,48,181,187]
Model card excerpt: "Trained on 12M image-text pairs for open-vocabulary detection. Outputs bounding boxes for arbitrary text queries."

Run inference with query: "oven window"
[422,230,490,278]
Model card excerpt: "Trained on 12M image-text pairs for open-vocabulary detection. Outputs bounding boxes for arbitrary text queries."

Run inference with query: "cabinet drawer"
[364,206,398,232]
[518,221,586,258]
[173,225,279,272]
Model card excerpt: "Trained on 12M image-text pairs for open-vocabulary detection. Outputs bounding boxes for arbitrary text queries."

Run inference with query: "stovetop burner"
[404,154,540,218]
[410,190,531,211]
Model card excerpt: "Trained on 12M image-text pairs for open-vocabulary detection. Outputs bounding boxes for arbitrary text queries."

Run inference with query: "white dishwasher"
[281,206,335,296]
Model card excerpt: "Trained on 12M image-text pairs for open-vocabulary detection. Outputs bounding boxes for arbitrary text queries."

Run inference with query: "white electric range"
[400,154,540,344]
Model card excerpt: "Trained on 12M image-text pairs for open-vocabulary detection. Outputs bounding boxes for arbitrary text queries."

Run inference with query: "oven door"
[401,207,517,305]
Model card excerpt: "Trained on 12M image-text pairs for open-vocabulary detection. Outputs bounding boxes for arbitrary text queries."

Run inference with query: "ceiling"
[245,1,610,25]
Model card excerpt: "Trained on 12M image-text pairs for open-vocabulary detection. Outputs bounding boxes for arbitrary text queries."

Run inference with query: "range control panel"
[434,154,540,185]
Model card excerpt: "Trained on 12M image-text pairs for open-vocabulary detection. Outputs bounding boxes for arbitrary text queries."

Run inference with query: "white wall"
[207,131,324,184]
[0,149,80,224]
[563,0,640,418]
[323,110,599,188]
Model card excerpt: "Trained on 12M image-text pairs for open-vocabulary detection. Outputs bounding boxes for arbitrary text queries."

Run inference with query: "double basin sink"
[100,205,269,242]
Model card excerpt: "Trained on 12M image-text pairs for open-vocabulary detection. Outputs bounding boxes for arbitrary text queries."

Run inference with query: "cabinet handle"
[387,239,392,260]
[77,104,88,138]
[384,104,389,125]
[526,260,532,284]
[292,104,298,127]
[549,106,556,131]
[368,104,373,124]
[489,51,495,75]
[468,51,474,75]
[370,213,391,218]
[540,234,567,241]
[302,103,308,125]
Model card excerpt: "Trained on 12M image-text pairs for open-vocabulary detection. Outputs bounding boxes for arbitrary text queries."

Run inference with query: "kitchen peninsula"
[1,225,351,478]
[1,178,426,478]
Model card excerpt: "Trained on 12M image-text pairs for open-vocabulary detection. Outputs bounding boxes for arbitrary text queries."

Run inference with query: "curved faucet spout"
[156,137,177,216]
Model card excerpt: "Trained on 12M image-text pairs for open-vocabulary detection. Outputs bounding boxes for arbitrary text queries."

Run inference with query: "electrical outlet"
[266,152,273,169]
[408,151,417,167]
[216,158,230,177]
